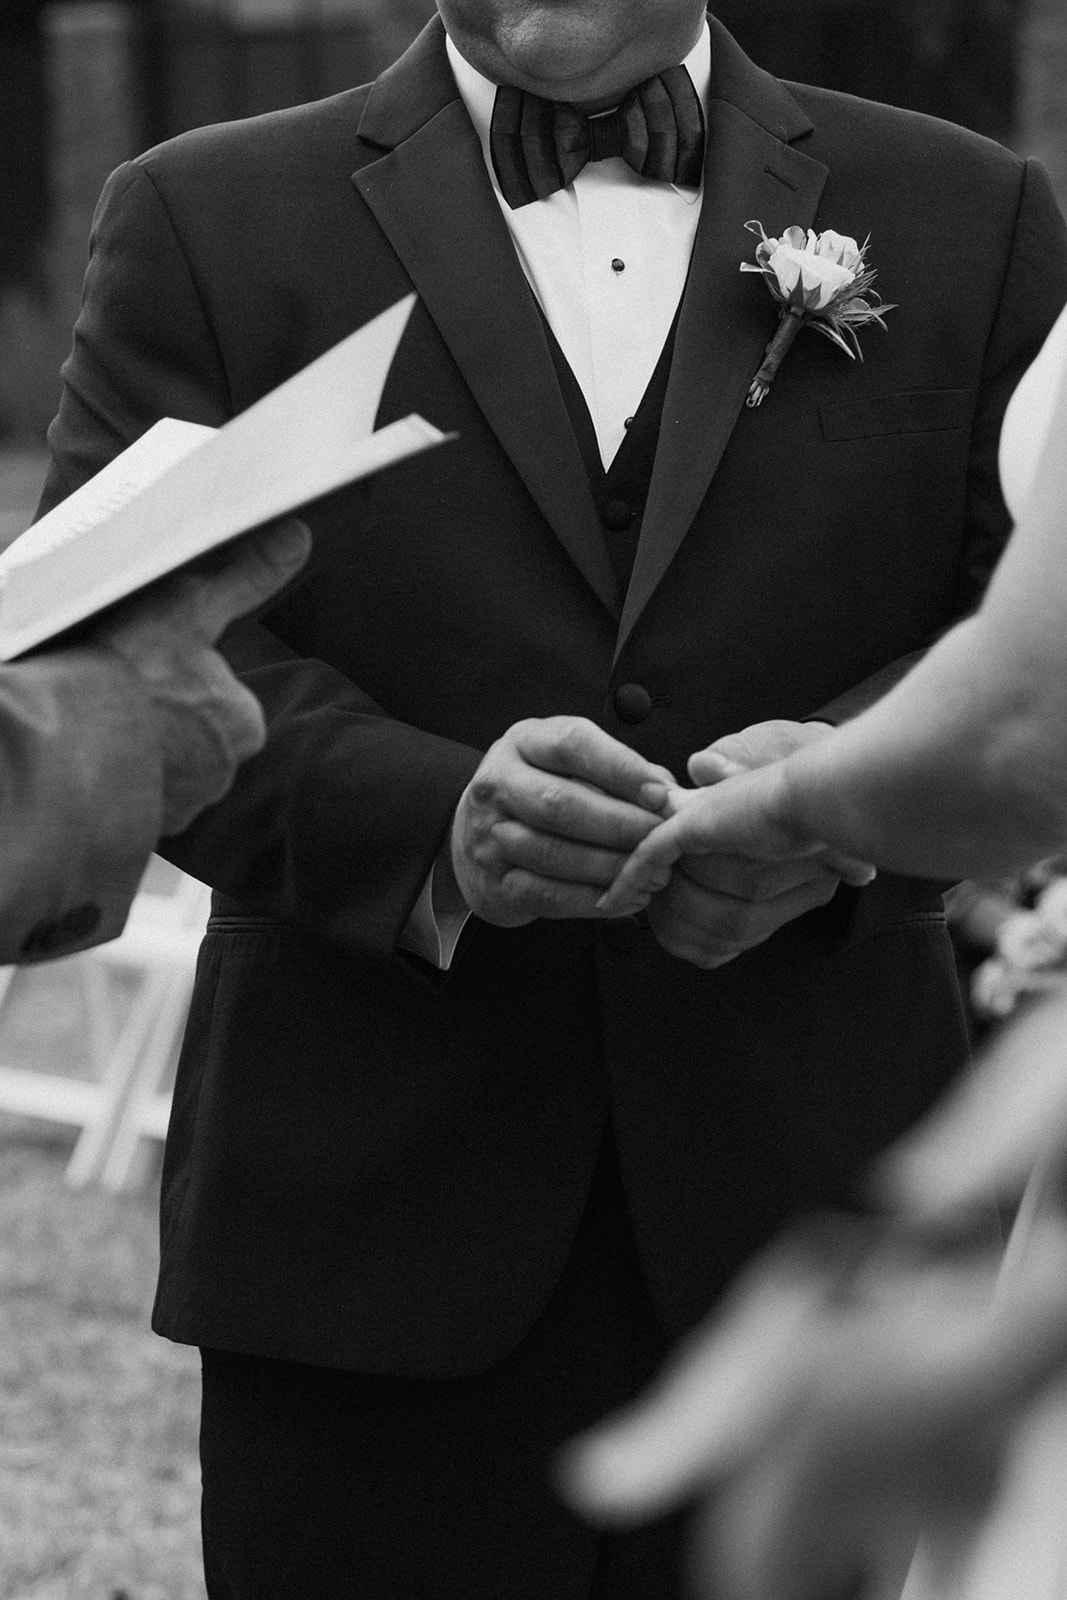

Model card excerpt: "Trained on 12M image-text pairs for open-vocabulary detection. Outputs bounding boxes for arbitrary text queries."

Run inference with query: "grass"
[0,377,207,1598]
[0,840,209,1599]
[0,1124,204,1600]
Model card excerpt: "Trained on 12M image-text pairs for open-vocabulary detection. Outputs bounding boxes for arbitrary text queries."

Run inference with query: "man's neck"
[446,21,711,136]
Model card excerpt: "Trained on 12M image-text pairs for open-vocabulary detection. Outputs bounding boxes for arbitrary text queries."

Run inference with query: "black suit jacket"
[40,16,1067,1377]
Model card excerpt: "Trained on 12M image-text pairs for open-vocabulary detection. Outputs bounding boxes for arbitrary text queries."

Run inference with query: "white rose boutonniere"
[741,221,895,406]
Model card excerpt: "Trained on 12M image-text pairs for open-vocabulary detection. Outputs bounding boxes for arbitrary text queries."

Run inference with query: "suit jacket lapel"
[615,19,829,660]
[353,20,618,615]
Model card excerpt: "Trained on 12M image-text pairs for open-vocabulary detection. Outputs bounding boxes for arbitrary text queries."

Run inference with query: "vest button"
[601,498,632,531]
[614,682,652,723]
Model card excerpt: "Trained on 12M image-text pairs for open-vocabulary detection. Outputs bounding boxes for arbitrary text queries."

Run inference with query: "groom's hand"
[648,720,850,969]
[450,716,675,927]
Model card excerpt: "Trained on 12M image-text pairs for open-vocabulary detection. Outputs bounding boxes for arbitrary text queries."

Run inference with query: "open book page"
[5,418,216,569]
[0,294,447,659]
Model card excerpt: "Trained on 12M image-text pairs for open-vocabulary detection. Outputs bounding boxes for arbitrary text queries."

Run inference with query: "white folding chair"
[0,858,209,1189]
[65,858,210,1190]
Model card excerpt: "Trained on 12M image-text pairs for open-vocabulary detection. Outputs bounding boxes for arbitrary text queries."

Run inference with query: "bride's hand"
[598,758,874,920]
[558,1200,1067,1600]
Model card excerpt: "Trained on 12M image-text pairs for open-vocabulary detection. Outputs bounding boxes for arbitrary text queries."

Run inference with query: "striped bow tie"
[489,66,705,209]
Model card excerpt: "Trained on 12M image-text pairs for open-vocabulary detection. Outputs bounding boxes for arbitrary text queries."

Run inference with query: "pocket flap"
[820,388,972,441]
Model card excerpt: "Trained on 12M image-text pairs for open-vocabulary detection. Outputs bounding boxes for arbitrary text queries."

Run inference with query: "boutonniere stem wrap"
[741,221,895,406]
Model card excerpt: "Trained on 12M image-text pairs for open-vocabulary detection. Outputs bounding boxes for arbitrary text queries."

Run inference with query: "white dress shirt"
[401,24,711,968]
[447,27,709,466]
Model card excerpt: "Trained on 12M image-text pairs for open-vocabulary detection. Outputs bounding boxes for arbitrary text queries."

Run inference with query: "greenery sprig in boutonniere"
[741,221,895,406]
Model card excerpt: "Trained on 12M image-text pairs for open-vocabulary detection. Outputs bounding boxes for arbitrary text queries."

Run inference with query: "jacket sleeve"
[812,156,1067,728]
[39,160,483,964]
[0,651,163,962]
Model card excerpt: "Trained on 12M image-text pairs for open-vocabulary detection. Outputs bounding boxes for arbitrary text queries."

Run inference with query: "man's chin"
[496,54,655,110]
[442,0,705,105]
[488,14,664,107]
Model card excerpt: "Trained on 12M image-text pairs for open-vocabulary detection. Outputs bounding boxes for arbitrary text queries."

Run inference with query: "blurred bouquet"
[948,859,1067,1021]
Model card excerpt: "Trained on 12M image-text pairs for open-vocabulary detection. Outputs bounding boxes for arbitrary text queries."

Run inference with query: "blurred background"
[1,0,1066,498]
[0,4,1064,1598]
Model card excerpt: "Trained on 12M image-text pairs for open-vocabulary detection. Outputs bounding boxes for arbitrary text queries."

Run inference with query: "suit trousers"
[198,1134,685,1599]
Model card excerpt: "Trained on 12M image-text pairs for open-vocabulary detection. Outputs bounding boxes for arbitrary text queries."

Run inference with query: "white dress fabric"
[900,301,1067,1600]
[899,1172,1067,1600]
[999,300,1067,522]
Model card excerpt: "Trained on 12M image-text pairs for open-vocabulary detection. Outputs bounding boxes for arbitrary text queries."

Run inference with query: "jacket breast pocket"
[820,388,973,441]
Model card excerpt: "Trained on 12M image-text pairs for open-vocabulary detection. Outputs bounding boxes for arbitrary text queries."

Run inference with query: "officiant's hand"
[449,716,675,926]
[640,721,875,968]
[98,516,311,834]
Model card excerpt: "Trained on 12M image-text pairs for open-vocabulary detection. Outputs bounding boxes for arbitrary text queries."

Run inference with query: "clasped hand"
[635,721,875,968]
[450,717,874,964]
[450,716,675,925]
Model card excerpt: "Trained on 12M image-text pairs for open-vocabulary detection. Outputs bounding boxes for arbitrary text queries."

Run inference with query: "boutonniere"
[741,220,895,406]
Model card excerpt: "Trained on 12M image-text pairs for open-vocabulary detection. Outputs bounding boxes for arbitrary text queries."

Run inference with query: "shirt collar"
[445,20,711,193]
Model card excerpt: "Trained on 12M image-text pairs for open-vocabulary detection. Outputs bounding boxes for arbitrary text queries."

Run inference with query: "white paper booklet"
[0,294,446,660]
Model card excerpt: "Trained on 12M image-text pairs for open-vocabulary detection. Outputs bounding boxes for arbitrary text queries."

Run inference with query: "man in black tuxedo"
[39,1,1067,1593]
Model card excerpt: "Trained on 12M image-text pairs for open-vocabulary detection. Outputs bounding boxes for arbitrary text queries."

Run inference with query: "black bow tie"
[489,66,705,210]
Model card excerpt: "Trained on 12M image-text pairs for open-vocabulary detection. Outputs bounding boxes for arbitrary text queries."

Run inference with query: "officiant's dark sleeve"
[0,652,162,961]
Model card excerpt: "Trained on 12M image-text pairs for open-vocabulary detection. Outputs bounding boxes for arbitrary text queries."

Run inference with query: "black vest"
[539,308,678,605]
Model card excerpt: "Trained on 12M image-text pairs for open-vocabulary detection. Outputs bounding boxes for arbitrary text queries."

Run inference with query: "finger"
[600,769,834,917]
[596,812,697,914]
[495,868,655,922]
[490,819,672,891]
[157,652,269,828]
[661,783,703,816]
[679,851,841,902]
[557,1227,856,1524]
[688,749,750,784]
[195,654,269,766]
[651,866,842,961]
[687,1233,1067,1600]
[782,1228,1067,1477]
[158,517,312,643]
[818,849,877,888]
[688,721,834,784]
[500,771,669,852]
[873,986,1067,1217]
[514,717,675,811]
[647,896,765,969]
[694,1473,879,1600]
[710,848,873,897]
[665,787,870,895]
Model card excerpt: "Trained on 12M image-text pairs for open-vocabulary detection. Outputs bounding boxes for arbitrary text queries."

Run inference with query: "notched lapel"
[615,27,829,659]
[353,24,618,615]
